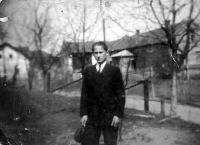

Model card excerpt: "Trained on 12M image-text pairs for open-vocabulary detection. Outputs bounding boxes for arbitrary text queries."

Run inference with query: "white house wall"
[0,47,29,80]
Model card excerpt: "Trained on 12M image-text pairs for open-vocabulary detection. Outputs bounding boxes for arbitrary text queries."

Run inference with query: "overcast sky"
[1,0,200,52]
[0,0,152,42]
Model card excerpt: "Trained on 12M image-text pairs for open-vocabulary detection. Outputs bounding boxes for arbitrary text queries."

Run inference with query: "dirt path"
[126,95,200,124]
[54,91,200,124]
[40,108,200,145]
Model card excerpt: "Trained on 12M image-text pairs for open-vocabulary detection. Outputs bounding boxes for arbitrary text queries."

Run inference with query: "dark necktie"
[98,64,101,73]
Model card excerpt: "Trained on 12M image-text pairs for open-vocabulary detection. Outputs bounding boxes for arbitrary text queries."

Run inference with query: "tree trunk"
[170,67,178,117]
[28,71,33,90]
[124,58,131,87]
[3,50,7,83]
[11,65,19,86]
[47,72,51,92]
[28,61,34,90]
[43,72,48,92]
[186,56,190,80]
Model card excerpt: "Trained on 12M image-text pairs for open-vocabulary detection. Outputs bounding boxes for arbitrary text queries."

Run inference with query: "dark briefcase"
[74,126,85,143]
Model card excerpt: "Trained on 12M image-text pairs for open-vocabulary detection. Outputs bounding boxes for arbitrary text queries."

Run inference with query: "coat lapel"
[101,63,110,76]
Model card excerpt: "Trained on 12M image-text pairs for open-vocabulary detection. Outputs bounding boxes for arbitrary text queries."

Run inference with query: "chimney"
[136,29,140,35]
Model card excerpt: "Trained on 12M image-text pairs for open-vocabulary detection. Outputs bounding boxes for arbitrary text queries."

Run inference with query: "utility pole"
[102,18,106,42]
[100,0,106,42]
[82,0,86,72]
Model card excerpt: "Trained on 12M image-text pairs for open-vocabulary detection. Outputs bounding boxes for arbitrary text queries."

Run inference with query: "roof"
[61,28,166,53]
[108,20,200,52]
[111,50,134,57]
[62,20,200,53]
[107,28,166,51]
[0,42,30,58]
[0,42,60,68]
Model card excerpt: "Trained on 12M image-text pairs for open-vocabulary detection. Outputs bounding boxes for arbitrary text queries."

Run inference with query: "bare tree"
[109,0,200,116]
[56,0,101,73]
[11,0,61,91]
[141,0,200,116]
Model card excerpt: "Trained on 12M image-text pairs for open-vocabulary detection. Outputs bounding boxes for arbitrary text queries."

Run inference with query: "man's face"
[93,45,107,64]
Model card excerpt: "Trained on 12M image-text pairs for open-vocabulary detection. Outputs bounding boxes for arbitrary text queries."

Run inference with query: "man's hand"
[81,115,88,126]
[111,116,120,127]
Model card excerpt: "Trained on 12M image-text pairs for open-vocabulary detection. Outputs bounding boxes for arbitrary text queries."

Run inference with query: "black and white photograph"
[0,0,200,144]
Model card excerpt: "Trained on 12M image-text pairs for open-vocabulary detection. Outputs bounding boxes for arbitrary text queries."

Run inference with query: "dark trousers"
[81,125,118,145]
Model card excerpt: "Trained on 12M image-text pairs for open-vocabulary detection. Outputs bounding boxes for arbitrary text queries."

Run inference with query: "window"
[0,54,2,59]
[196,51,200,60]
[9,54,13,59]
[112,57,120,67]
[131,58,136,70]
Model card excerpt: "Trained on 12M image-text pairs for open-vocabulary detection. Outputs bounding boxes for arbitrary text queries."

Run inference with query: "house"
[61,36,170,82]
[107,31,171,80]
[110,50,135,83]
[0,43,62,90]
[107,20,200,80]
[60,41,115,78]
[61,20,200,82]
[0,43,29,87]
[60,41,95,81]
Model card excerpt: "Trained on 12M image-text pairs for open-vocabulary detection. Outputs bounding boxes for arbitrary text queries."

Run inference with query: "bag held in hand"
[74,126,85,143]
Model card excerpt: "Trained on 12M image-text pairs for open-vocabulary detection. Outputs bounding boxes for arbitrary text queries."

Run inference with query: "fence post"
[160,95,165,117]
[150,67,155,98]
[144,80,149,111]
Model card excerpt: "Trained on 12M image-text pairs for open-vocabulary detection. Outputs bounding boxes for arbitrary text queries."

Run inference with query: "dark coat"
[80,63,125,126]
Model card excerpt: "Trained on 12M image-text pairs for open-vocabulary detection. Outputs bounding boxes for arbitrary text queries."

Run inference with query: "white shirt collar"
[96,61,106,73]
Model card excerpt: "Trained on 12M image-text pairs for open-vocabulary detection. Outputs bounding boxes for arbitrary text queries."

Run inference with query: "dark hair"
[92,41,108,52]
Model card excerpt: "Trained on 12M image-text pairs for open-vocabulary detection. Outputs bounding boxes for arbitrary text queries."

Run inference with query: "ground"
[0,86,200,145]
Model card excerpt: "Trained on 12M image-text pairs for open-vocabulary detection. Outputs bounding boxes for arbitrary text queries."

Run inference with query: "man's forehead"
[93,50,105,52]
[93,45,106,52]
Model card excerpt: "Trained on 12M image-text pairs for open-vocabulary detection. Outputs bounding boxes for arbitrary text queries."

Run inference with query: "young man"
[80,41,125,145]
